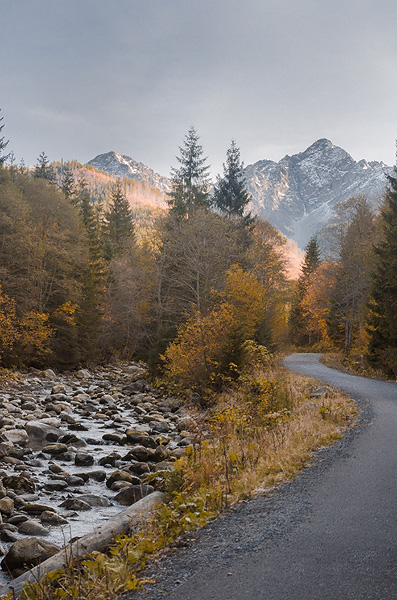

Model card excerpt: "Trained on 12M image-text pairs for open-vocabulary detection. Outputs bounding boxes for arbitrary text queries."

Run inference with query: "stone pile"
[0,363,194,578]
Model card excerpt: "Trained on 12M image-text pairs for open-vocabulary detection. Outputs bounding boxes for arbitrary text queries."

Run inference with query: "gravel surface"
[123,354,397,600]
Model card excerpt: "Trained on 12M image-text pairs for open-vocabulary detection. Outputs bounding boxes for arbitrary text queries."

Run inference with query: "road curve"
[130,354,397,600]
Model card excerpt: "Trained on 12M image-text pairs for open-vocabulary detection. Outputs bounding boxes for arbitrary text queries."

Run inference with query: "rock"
[177,416,195,431]
[44,480,68,491]
[74,452,94,466]
[0,442,14,459]
[152,421,170,433]
[128,445,156,462]
[0,481,6,499]
[106,470,136,489]
[43,369,56,379]
[2,475,35,494]
[310,386,330,397]
[42,443,68,455]
[0,497,14,516]
[1,537,60,574]
[25,421,61,442]
[170,447,186,459]
[98,452,122,467]
[63,475,85,487]
[114,484,154,506]
[76,369,91,380]
[153,445,169,462]
[0,526,18,542]
[83,470,106,482]
[3,429,29,446]
[58,433,86,447]
[59,498,91,511]
[40,511,68,525]
[125,430,157,448]
[22,503,56,515]
[18,520,49,536]
[102,433,125,444]
[78,494,113,507]
[51,384,67,395]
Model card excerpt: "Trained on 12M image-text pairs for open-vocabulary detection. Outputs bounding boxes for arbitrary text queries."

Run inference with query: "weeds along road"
[129,353,397,600]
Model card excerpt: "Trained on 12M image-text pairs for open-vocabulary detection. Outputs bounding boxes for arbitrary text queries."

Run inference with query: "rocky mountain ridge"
[87,140,393,248]
[244,138,392,247]
[87,151,171,195]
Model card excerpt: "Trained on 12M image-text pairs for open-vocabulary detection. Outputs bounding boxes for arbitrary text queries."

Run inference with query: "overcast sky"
[2,0,396,176]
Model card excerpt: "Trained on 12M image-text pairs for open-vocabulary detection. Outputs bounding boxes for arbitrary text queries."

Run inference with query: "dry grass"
[14,351,357,600]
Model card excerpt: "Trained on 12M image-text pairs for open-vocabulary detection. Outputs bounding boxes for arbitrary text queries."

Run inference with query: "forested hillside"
[0,120,396,381]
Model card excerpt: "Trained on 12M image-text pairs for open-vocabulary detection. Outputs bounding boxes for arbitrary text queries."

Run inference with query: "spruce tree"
[75,176,105,362]
[289,236,321,345]
[61,165,76,204]
[33,152,56,183]
[213,140,251,219]
[168,127,212,217]
[0,108,10,166]
[103,179,134,259]
[367,174,397,375]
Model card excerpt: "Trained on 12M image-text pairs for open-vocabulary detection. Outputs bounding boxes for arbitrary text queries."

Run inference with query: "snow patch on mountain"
[244,139,393,248]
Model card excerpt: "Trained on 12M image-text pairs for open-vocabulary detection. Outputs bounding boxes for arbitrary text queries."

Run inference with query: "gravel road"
[126,353,397,600]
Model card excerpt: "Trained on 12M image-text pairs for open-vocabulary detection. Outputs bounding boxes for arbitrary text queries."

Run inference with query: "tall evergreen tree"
[289,236,321,345]
[168,127,212,217]
[33,152,56,183]
[213,140,251,219]
[0,108,10,166]
[367,174,397,376]
[75,176,105,362]
[103,179,134,259]
[61,164,76,204]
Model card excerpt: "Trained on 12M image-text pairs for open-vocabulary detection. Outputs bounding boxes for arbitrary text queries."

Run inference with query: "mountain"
[87,151,171,195]
[243,139,392,248]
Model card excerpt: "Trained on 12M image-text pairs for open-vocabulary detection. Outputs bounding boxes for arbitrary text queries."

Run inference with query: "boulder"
[78,494,113,507]
[128,445,156,462]
[22,503,56,515]
[42,443,68,455]
[0,497,14,516]
[1,537,60,574]
[74,452,94,466]
[59,498,91,511]
[18,520,49,536]
[40,511,68,525]
[25,421,61,442]
[3,429,29,446]
[106,470,136,489]
[2,475,35,494]
[114,485,154,506]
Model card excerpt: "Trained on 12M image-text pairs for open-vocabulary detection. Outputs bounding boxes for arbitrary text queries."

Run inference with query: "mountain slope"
[244,139,392,247]
[87,151,171,195]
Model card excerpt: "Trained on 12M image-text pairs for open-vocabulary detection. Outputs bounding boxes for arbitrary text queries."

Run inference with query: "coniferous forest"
[0,114,396,384]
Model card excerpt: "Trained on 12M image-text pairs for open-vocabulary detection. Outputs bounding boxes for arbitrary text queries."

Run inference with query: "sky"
[2,0,397,177]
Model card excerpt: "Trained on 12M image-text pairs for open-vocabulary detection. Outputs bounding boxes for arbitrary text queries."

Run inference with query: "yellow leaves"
[0,284,19,357]
[19,310,53,354]
[223,264,266,339]
[162,303,235,390]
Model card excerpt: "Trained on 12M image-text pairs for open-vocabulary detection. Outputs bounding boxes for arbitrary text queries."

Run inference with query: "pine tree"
[33,152,56,183]
[213,140,251,219]
[0,108,10,166]
[168,127,212,217]
[367,174,397,376]
[103,179,134,259]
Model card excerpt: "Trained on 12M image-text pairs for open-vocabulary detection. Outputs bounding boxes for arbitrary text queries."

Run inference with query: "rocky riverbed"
[0,363,193,584]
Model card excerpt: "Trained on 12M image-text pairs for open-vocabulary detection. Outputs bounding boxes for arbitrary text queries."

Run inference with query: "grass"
[10,346,358,600]
[321,351,389,380]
